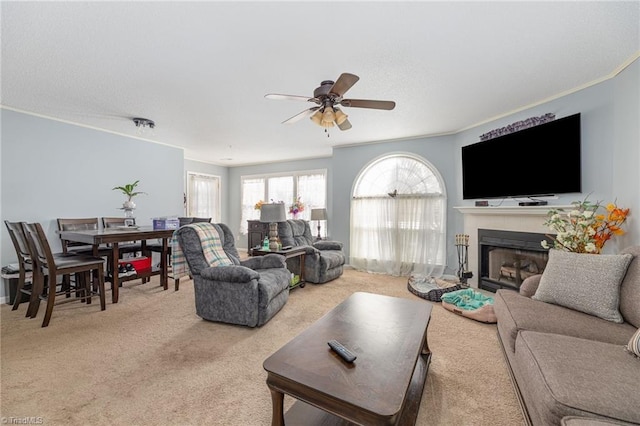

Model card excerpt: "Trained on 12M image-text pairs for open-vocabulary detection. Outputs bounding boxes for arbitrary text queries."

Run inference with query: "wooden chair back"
[22,222,106,327]
[5,220,31,264]
[4,220,33,312]
[102,217,136,228]
[57,218,100,253]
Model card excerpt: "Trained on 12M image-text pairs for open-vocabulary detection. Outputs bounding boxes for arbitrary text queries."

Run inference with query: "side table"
[252,247,306,289]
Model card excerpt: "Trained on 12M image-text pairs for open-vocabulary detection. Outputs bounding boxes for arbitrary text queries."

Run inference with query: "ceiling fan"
[265,73,396,131]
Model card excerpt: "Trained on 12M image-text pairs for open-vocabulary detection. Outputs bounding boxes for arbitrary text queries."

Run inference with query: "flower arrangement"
[541,196,630,254]
[254,200,265,210]
[289,196,304,216]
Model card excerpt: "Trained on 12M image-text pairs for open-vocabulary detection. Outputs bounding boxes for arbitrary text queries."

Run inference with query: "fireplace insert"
[478,229,553,292]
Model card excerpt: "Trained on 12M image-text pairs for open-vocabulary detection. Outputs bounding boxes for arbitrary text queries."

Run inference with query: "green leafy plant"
[112,180,146,201]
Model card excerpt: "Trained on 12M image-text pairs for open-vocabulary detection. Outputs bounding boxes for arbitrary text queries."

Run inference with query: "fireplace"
[478,229,553,292]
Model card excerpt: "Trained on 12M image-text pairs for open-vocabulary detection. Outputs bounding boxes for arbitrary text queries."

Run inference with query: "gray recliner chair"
[175,223,290,327]
[277,220,345,284]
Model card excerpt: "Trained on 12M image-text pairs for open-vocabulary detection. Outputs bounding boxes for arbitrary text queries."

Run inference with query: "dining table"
[58,226,176,303]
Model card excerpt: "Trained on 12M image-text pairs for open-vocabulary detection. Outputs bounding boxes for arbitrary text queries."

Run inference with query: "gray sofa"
[277,219,346,284]
[494,246,640,426]
[176,223,290,327]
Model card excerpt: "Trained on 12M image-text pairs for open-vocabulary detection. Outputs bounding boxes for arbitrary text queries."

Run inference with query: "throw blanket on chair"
[171,223,234,280]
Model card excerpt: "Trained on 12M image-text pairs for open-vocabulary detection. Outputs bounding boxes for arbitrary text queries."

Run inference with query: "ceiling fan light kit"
[265,73,395,133]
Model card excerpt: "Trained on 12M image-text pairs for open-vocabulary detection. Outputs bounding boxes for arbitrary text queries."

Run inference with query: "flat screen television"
[462,113,581,200]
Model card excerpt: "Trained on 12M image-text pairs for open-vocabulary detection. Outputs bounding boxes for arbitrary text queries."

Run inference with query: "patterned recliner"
[277,220,345,284]
[176,223,290,327]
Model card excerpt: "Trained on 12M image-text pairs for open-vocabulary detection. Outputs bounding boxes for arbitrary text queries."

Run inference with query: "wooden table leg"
[299,253,305,285]
[160,237,169,290]
[269,386,285,426]
[111,244,120,303]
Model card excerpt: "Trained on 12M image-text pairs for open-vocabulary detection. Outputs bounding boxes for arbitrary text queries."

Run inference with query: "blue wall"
[1,109,184,300]
[1,58,638,301]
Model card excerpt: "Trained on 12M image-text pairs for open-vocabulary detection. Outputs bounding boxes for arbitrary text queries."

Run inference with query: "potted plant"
[113,180,146,209]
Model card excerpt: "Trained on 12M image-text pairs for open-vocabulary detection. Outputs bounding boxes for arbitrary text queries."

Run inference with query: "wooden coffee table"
[263,292,432,425]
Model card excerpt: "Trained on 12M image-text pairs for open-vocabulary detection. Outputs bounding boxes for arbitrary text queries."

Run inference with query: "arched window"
[350,153,446,277]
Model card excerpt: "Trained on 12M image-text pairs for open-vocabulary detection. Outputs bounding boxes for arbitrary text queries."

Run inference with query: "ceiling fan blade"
[282,107,319,124]
[337,118,352,131]
[341,99,396,110]
[265,93,319,104]
[329,73,359,97]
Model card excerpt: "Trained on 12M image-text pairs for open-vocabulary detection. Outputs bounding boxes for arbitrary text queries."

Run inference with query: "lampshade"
[310,110,323,125]
[334,108,348,125]
[259,203,286,223]
[322,107,335,122]
[309,106,338,128]
[311,208,327,221]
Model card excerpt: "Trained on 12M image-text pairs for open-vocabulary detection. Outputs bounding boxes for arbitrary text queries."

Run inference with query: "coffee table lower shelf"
[276,351,431,426]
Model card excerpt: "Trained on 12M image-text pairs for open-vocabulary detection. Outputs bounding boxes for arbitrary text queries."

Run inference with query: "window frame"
[240,168,327,234]
[185,171,222,222]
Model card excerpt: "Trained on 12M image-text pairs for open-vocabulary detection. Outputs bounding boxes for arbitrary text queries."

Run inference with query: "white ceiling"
[2,1,639,166]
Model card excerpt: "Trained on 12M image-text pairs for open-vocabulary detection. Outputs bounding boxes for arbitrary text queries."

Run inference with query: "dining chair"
[101,217,143,257]
[56,218,110,256]
[57,218,113,295]
[22,222,106,328]
[4,220,35,315]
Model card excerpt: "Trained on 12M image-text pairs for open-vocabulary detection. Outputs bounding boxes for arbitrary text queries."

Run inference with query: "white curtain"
[240,177,265,234]
[187,173,220,221]
[350,195,446,276]
[350,154,446,277]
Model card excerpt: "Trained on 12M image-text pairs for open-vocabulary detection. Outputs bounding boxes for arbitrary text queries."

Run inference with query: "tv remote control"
[327,340,357,363]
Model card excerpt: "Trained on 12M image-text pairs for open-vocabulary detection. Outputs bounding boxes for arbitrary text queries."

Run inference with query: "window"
[350,154,446,277]
[186,172,221,221]
[240,169,327,235]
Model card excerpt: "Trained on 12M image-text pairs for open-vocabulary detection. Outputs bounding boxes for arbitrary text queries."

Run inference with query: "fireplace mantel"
[454,205,572,216]
[455,205,570,288]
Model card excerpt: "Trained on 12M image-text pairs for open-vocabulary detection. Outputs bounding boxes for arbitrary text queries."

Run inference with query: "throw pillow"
[533,249,633,323]
[627,328,640,358]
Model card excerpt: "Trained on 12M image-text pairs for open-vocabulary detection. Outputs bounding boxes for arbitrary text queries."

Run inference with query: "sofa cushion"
[256,267,291,309]
[319,250,346,269]
[494,289,636,353]
[619,246,640,328]
[278,220,314,247]
[533,250,633,323]
[514,331,640,425]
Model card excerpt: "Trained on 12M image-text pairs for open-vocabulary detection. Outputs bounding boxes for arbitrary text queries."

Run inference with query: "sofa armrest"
[241,254,286,270]
[520,274,542,298]
[313,240,343,251]
[200,265,260,282]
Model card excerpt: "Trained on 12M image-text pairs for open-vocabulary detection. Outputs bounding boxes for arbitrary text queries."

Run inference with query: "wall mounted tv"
[462,113,581,200]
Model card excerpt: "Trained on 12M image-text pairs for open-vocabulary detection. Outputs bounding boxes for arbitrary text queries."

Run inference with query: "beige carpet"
[1,269,524,425]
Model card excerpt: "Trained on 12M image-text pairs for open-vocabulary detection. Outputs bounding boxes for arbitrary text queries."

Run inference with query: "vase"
[123,200,136,209]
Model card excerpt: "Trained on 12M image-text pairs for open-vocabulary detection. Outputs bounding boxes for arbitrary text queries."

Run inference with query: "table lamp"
[260,203,286,251]
[310,208,327,240]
